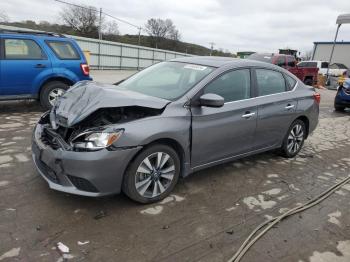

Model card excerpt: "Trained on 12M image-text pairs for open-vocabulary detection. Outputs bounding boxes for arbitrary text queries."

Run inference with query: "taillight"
[313,92,321,104]
[80,63,90,76]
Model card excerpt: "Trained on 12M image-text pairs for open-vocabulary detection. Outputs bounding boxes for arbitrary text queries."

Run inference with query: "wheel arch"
[295,115,310,138]
[125,138,187,179]
[38,77,74,101]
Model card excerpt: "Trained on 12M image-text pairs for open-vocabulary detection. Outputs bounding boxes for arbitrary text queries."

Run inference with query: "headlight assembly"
[71,129,124,150]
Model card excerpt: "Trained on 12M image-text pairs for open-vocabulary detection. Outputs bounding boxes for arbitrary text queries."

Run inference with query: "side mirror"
[199,93,224,108]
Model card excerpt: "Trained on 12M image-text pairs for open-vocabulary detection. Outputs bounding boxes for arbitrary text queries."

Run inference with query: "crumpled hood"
[52,81,170,127]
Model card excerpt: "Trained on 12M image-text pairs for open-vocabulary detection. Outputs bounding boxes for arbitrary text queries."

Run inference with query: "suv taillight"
[80,63,90,76]
[313,92,321,104]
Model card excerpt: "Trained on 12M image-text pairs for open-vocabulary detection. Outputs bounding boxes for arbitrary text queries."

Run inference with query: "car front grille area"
[41,126,72,150]
[67,175,99,193]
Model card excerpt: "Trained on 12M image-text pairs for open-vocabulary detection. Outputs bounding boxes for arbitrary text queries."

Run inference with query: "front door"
[191,68,257,168]
[0,37,51,96]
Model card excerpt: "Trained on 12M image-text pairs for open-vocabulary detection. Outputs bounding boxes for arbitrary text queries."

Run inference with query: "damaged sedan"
[32,57,319,203]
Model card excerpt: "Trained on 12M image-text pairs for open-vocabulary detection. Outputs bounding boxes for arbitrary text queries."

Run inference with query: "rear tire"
[40,81,69,110]
[280,119,306,158]
[122,144,181,204]
[334,104,345,111]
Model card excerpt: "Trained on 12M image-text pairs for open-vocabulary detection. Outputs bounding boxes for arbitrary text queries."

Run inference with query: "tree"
[0,11,9,23]
[169,28,181,41]
[60,4,101,37]
[104,20,119,35]
[145,18,180,48]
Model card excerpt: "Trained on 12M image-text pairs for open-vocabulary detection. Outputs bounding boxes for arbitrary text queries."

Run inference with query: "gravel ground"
[0,73,350,262]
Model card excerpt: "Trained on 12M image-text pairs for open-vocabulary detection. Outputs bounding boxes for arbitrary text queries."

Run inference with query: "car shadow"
[0,100,44,114]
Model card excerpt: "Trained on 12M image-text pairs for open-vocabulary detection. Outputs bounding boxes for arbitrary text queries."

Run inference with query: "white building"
[312,41,350,68]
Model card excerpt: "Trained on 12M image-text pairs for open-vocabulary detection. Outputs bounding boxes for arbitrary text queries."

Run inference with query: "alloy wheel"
[135,152,175,198]
[287,123,304,154]
[48,88,65,106]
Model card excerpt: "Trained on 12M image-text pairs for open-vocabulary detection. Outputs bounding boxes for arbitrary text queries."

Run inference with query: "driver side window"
[203,69,251,103]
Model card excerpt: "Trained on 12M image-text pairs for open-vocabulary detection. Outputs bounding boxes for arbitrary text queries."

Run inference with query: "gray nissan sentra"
[32,57,319,203]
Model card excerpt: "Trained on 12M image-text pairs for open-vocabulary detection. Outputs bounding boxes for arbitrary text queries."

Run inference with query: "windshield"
[330,63,348,69]
[117,61,214,100]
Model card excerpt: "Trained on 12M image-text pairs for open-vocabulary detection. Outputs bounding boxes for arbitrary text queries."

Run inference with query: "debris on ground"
[0,247,21,261]
[57,242,69,253]
[77,241,90,246]
[226,229,234,235]
[94,210,107,220]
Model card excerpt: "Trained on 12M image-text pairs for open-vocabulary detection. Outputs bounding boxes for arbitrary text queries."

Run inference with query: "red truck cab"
[248,53,318,86]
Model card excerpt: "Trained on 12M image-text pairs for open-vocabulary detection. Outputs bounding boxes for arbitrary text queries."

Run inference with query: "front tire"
[122,144,181,204]
[280,120,306,158]
[40,81,69,110]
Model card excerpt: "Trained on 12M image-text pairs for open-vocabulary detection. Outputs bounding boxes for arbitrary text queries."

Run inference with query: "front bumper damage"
[32,123,141,197]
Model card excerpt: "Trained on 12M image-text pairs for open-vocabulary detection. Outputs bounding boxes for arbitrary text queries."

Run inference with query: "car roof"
[171,56,279,69]
[0,29,67,39]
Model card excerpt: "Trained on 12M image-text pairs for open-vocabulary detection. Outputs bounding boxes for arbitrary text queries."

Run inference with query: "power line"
[53,0,143,30]
[103,12,140,30]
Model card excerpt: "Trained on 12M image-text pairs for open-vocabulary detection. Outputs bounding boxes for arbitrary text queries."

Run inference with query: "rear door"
[191,68,257,167]
[253,68,298,149]
[0,36,51,96]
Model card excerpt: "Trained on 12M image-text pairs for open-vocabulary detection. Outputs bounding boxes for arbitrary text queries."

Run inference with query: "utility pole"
[209,42,215,56]
[98,7,102,69]
[138,27,141,46]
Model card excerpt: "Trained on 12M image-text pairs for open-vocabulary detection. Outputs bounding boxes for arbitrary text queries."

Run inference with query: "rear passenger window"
[321,62,329,68]
[286,75,297,90]
[204,69,251,103]
[47,41,80,59]
[4,39,45,60]
[256,69,286,96]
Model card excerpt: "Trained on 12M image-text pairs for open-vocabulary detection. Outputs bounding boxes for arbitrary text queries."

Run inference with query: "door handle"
[242,112,256,119]
[35,64,46,68]
[285,104,295,110]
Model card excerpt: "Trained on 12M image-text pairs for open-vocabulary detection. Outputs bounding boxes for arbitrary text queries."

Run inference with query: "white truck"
[297,60,348,76]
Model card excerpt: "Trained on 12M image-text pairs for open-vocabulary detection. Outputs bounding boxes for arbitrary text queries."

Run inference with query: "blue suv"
[0,29,92,109]
[335,79,350,111]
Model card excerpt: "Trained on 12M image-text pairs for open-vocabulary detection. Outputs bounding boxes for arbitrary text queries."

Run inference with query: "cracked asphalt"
[0,73,350,262]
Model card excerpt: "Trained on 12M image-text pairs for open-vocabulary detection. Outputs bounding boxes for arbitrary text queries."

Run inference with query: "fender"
[33,70,79,95]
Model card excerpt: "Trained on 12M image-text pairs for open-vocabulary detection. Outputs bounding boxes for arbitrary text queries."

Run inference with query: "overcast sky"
[1,0,350,55]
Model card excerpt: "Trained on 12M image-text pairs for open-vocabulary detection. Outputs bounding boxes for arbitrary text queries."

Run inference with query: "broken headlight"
[71,129,124,150]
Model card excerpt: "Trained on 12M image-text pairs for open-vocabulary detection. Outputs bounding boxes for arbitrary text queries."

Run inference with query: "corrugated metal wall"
[312,42,350,69]
[73,35,192,70]
[0,25,193,70]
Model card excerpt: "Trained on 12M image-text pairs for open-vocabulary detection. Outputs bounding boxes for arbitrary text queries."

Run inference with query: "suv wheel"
[280,119,306,158]
[40,81,69,110]
[122,144,180,204]
[334,104,345,111]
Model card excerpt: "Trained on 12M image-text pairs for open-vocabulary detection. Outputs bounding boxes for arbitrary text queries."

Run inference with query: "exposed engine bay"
[39,106,164,151]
